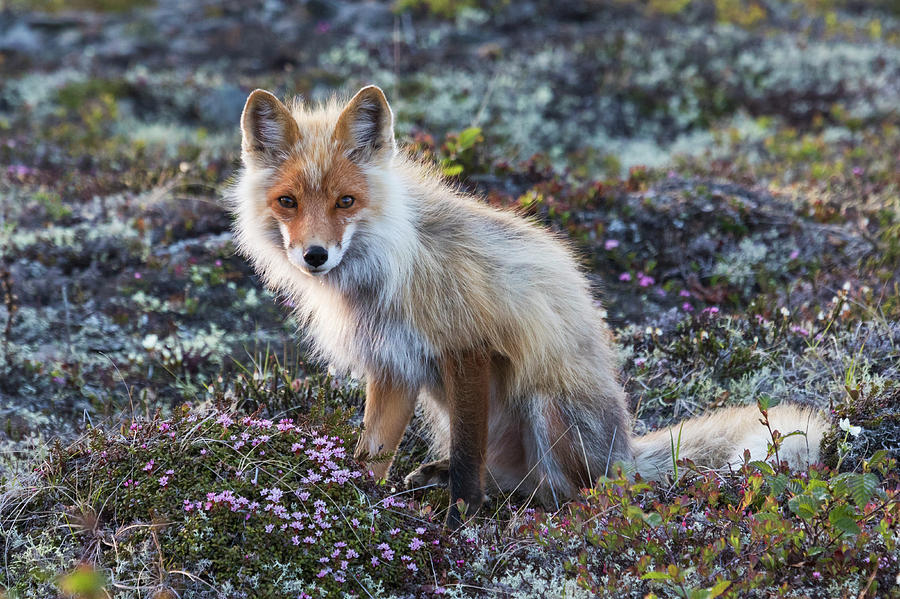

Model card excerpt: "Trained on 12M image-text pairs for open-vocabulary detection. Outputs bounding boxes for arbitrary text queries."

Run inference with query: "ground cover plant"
[4,378,448,598]
[1,0,899,596]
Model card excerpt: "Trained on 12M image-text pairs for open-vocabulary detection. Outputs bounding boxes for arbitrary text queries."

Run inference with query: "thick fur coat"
[228,86,826,524]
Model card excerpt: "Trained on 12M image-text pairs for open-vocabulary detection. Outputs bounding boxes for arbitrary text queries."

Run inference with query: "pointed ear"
[240,89,300,165]
[334,86,395,163]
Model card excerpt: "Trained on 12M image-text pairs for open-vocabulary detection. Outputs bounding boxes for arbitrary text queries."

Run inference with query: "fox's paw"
[404,459,450,490]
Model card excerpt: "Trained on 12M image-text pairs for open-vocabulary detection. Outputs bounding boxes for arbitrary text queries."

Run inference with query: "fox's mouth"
[284,250,341,277]
[287,255,333,277]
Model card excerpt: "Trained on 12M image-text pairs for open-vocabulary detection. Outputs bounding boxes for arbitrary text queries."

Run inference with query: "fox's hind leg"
[407,399,525,495]
[404,459,450,489]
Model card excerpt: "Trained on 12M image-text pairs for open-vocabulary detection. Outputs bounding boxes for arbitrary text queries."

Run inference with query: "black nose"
[303,246,328,268]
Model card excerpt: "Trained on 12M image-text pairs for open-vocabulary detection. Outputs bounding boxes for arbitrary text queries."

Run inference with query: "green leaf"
[788,495,820,520]
[631,481,652,493]
[728,527,742,553]
[643,511,663,527]
[828,504,861,536]
[670,422,684,479]
[754,511,784,524]
[442,163,464,177]
[625,505,646,520]
[456,127,482,150]
[767,473,789,496]
[642,571,672,581]
[847,473,878,508]
[57,566,107,597]
[807,479,831,502]
[866,450,888,472]
[831,472,853,499]
[708,580,731,598]
[749,460,774,476]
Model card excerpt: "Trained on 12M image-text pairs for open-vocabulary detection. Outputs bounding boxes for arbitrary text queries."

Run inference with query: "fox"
[227,85,827,527]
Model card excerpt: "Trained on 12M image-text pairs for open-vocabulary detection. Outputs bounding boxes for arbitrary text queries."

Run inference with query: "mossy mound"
[2,404,445,598]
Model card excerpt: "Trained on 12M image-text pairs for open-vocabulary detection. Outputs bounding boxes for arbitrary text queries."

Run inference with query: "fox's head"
[238,86,396,277]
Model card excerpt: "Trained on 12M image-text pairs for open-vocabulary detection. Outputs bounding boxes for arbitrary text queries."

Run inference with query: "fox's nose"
[303,246,328,268]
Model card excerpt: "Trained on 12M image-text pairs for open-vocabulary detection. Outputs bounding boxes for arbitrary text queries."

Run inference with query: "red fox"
[228,85,827,527]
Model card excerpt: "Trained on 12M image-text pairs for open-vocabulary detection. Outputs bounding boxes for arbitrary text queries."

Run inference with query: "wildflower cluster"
[20,406,443,598]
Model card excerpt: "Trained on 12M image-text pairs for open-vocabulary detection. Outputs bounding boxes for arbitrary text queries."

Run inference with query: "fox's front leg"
[354,376,417,480]
[443,349,490,529]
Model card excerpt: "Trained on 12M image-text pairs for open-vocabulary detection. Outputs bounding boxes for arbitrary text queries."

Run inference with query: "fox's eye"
[277,196,297,209]
[336,195,355,209]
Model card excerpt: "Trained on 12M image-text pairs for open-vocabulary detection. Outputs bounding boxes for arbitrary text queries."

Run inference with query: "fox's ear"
[240,89,300,165]
[334,86,395,163]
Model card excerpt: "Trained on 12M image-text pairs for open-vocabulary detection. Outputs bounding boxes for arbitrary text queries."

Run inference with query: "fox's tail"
[632,404,828,480]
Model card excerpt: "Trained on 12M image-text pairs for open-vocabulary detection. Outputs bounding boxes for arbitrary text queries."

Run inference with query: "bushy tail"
[632,404,828,480]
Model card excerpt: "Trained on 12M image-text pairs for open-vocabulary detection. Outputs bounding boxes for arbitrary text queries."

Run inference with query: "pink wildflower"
[790,325,809,336]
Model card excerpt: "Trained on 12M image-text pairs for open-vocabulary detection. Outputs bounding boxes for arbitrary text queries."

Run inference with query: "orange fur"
[266,155,370,250]
[356,377,416,480]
